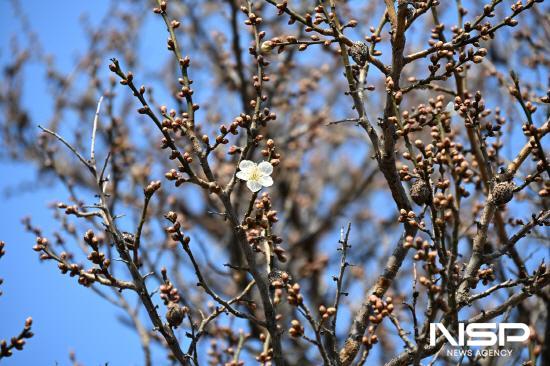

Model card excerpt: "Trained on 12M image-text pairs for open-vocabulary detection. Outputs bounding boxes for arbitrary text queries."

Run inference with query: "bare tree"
[1,0,549,365]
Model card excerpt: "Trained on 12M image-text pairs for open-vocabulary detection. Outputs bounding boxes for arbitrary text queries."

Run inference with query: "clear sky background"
[0,2,378,364]
[0,1,163,365]
[1,1,548,365]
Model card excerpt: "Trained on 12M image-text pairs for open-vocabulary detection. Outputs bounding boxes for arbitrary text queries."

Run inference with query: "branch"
[0,317,34,360]
[90,95,104,164]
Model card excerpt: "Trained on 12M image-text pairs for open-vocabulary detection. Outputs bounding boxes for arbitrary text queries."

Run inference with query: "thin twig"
[90,95,104,164]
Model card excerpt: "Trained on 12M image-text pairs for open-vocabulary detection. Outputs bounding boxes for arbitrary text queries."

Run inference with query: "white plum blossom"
[236,160,273,192]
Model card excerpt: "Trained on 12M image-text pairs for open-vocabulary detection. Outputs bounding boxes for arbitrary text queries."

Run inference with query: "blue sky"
[0,1,160,365]
[1,1,549,365]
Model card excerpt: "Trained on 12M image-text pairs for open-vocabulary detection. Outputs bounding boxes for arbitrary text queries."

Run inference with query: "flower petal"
[246,180,263,192]
[257,161,273,176]
[236,170,251,181]
[258,175,273,187]
[239,160,256,172]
